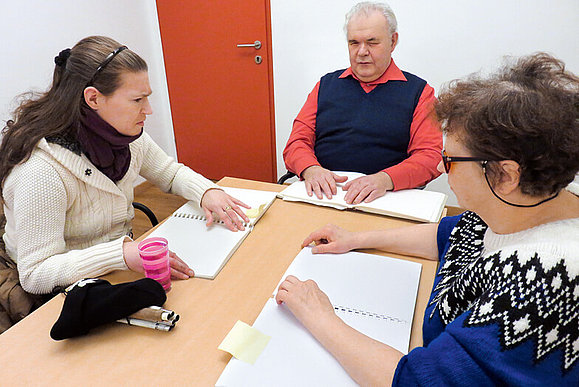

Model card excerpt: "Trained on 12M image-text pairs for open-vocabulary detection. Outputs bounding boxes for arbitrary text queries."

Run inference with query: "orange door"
[156,0,276,182]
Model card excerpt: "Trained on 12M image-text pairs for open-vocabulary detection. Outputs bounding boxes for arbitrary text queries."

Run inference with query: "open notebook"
[146,187,277,279]
[278,171,447,223]
[217,247,422,386]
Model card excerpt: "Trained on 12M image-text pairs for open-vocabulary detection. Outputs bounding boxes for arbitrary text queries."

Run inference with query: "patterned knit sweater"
[2,133,218,294]
[394,211,578,386]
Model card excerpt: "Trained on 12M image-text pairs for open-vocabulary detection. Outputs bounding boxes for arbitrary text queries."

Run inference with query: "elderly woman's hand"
[275,275,338,332]
[302,224,359,254]
[200,188,250,231]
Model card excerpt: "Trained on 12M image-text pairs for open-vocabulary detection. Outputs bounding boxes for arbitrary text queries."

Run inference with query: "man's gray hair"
[344,1,398,36]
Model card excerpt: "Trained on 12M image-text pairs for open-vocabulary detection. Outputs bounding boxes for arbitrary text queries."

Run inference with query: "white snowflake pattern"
[429,211,578,371]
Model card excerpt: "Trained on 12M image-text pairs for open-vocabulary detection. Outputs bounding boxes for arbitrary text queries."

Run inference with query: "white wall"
[1,1,577,204]
[0,0,176,160]
[271,0,579,206]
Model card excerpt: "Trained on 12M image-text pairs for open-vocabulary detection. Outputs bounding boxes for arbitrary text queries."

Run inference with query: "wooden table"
[0,177,438,386]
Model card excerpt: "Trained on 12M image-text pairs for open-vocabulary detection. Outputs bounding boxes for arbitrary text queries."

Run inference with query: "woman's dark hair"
[436,52,579,197]
[0,36,148,193]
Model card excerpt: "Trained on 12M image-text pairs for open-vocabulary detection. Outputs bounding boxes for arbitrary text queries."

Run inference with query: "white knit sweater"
[2,133,218,294]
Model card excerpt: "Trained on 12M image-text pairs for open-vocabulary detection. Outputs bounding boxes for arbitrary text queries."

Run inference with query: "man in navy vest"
[283,1,442,204]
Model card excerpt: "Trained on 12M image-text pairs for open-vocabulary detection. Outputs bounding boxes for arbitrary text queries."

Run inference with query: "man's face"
[347,11,398,82]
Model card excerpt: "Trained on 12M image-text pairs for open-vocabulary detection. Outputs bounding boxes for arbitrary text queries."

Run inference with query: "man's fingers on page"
[343,186,358,204]
[319,180,333,199]
[345,181,370,204]
[352,187,372,205]
[312,182,323,200]
[342,179,353,190]
[324,175,338,196]
[364,190,382,203]
[332,173,348,183]
[305,181,314,197]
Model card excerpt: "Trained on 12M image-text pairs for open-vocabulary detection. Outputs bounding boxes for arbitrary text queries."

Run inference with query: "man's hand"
[343,172,393,204]
[301,166,348,200]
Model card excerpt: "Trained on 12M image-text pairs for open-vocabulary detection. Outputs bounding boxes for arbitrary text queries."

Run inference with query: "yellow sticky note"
[245,203,266,219]
[218,320,271,364]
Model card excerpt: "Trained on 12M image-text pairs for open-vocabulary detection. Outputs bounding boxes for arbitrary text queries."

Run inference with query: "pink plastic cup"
[138,237,171,292]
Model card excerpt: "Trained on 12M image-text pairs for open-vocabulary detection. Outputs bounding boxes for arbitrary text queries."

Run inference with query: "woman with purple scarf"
[0,36,250,296]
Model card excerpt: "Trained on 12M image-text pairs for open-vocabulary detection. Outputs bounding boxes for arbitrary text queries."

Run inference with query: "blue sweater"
[313,69,426,175]
[393,212,579,386]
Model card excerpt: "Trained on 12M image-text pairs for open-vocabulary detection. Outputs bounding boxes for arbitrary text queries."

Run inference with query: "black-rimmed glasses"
[441,150,488,173]
[86,45,128,87]
[442,150,559,207]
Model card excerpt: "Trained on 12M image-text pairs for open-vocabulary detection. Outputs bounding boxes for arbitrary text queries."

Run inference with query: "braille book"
[217,247,422,385]
[147,187,277,279]
[278,171,447,223]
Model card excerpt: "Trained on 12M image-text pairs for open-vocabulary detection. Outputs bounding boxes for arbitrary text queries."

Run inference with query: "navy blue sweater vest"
[314,69,426,175]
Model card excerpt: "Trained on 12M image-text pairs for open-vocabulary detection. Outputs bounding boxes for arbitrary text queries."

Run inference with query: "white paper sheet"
[217,247,422,385]
[146,187,276,279]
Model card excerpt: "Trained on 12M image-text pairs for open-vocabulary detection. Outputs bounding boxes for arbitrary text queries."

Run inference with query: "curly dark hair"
[436,52,578,197]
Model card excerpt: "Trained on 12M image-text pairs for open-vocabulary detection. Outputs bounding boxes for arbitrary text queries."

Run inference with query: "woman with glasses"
[275,53,578,385]
[0,36,251,296]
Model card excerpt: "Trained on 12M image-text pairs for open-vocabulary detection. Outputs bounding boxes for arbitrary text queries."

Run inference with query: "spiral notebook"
[278,171,447,223]
[217,247,422,386]
[146,187,277,279]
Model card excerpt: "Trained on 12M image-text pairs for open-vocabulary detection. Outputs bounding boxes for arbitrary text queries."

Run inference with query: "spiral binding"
[333,305,407,324]
[172,212,249,227]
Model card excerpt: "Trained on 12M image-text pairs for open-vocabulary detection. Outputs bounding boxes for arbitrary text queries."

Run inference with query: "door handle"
[236,40,262,50]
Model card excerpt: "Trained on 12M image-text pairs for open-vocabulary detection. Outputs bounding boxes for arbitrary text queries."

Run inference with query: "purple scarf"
[77,106,142,182]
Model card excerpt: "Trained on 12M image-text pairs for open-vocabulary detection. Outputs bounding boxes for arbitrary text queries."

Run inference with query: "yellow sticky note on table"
[218,320,271,364]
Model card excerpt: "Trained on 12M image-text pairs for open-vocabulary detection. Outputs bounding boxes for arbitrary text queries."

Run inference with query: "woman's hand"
[275,275,337,332]
[276,274,403,386]
[123,241,194,279]
[200,188,250,231]
[167,251,195,279]
[302,224,359,254]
